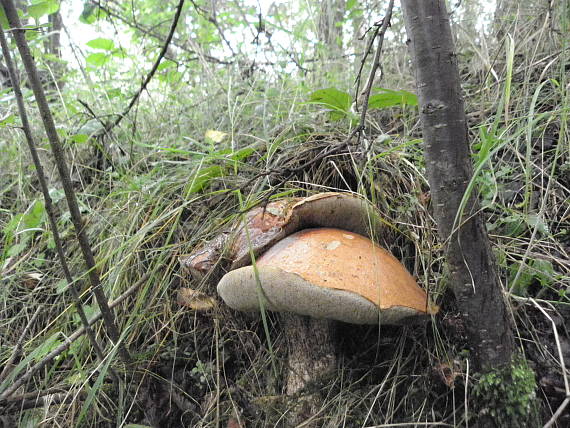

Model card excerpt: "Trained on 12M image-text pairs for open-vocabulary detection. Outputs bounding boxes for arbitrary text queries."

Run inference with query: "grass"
[1,2,569,427]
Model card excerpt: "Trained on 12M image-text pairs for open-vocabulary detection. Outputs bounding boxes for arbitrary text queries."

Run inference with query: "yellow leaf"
[177,288,217,310]
[205,129,227,143]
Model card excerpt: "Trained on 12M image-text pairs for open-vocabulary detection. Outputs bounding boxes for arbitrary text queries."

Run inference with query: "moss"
[472,356,540,427]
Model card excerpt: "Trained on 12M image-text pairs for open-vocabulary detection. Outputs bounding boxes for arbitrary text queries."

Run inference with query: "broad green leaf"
[7,242,26,257]
[368,88,418,109]
[0,114,16,128]
[86,52,109,67]
[525,213,550,236]
[69,134,88,144]
[186,165,224,194]
[308,88,351,120]
[23,200,45,230]
[509,262,534,296]
[28,1,59,20]
[86,37,114,51]
[230,146,255,161]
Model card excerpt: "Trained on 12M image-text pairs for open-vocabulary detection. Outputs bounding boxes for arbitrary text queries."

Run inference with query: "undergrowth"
[0,1,569,427]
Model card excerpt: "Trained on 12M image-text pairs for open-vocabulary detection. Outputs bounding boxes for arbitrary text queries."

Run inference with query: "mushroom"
[217,227,438,424]
[180,192,384,281]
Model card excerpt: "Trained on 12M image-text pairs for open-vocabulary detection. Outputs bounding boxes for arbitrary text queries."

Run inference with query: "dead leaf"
[176,287,216,310]
[433,361,461,388]
[23,272,43,289]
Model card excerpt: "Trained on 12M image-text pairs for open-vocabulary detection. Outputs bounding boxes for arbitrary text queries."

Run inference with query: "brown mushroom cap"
[181,192,384,280]
[217,228,438,325]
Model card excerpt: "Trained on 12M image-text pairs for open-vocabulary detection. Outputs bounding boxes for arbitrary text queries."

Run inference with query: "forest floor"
[1,6,569,427]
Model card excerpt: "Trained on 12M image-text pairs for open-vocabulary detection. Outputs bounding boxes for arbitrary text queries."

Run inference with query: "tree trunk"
[317,0,345,53]
[399,0,514,371]
[316,0,345,75]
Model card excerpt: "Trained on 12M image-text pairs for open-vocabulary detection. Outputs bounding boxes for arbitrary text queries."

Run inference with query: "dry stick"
[0,21,109,372]
[356,0,394,142]
[2,0,130,362]
[0,272,151,400]
[1,390,89,412]
[106,0,186,133]
[0,307,41,384]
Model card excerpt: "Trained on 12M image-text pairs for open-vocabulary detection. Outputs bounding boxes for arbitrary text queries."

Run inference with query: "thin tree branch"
[356,0,394,137]
[0,20,109,374]
[94,0,230,64]
[106,0,185,133]
[1,0,130,362]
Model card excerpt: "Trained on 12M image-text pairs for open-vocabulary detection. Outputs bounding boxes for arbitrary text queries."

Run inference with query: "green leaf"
[28,1,59,20]
[55,278,68,294]
[0,114,16,128]
[106,88,122,99]
[80,3,106,24]
[86,37,114,51]
[157,60,176,71]
[0,6,9,28]
[186,165,224,194]
[7,242,26,257]
[69,134,88,144]
[308,88,352,120]
[368,88,418,109]
[530,259,555,287]
[86,52,109,67]
[32,332,62,362]
[230,146,255,161]
[23,200,45,230]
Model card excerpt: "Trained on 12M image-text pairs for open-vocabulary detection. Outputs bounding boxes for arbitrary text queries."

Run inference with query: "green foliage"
[509,258,556,296]
[28,0,59,20]
[308,87,353,121]
[1,199,45,261]
[308,87,418,121]
[80,2,107,24]
[0,5,8,28]
[368,88,418,108]
[472,357,539,427]
[0,114,16,128]
[86,37,115,51]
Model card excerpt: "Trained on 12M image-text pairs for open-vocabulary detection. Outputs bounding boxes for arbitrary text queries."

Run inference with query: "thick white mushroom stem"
[281,313,337,426]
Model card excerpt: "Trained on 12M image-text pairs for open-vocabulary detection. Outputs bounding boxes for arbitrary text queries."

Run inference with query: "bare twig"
[2,0,130,362]
[0,20,108,372]
[1,390,89,412]
[105,0,185,133]
[0,272,151,400]
[355,0,394,141]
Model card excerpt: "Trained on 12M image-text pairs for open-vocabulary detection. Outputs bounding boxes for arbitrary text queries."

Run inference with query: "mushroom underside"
[217,266,428,325]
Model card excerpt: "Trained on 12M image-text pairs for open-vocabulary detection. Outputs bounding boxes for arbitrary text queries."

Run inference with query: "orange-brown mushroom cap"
[217,228,438,325]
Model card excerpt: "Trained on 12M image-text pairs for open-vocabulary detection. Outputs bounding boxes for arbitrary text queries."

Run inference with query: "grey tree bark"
[399,0,515,371]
